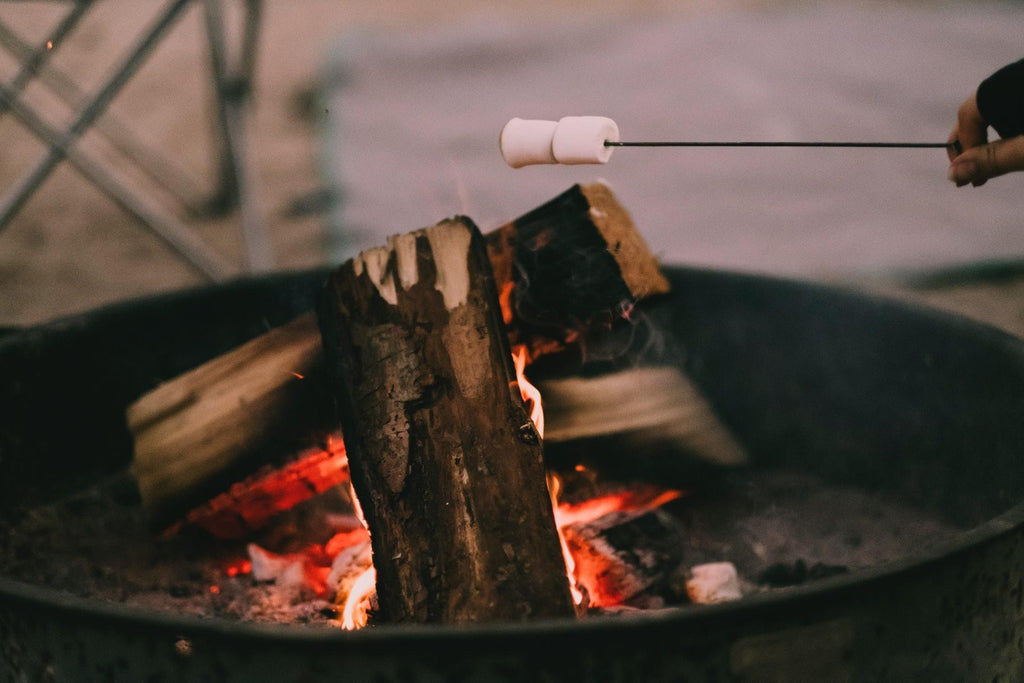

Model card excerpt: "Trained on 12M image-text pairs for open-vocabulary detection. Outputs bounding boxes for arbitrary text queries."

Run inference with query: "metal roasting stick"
[499,118,963,167]
[606,140,961,152]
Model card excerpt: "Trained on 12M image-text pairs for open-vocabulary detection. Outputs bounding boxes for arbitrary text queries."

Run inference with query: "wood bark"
[319,217,575,623]
[128,182,670,529]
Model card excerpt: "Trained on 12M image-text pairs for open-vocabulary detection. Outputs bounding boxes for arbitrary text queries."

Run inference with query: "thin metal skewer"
[607,140,960,151]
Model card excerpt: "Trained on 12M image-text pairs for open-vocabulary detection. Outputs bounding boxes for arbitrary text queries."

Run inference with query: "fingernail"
[948,165,967,187]
[948,160,976,187]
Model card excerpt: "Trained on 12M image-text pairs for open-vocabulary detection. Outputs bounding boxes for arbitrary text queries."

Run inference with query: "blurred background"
[1,0,1022,332]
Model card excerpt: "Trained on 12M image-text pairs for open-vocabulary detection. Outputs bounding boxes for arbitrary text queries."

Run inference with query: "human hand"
[948,92,1024,187]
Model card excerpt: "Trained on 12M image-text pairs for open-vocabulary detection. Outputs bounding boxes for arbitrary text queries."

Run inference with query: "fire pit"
[3,266,1024,681]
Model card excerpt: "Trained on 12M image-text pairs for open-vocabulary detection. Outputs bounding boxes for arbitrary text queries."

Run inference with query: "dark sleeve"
[976,58,1024,139]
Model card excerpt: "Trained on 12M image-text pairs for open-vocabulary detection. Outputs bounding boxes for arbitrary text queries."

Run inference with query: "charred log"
[318,217,575,624]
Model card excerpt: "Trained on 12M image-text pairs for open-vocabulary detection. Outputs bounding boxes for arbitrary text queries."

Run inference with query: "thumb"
[949,136,1024,187]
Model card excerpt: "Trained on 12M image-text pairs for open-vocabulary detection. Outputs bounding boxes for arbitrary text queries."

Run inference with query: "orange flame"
[342,567,376,630]
[340,481,375,629]
[546,473,585,606]
[510,346,587,606]
[512,345,543,437]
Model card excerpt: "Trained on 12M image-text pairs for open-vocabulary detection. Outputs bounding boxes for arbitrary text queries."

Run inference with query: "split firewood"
[539,366,747,466]
[319,217,575,624]
[127,314,336,529]
[489,181,669,360]
[128,182,671,530]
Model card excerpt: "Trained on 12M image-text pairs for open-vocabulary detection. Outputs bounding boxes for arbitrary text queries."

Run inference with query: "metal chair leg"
[0,80,234,281]
[0,0,192,231]
[203,0,270,271]
[0,17,207,215]
[1,0,94,105]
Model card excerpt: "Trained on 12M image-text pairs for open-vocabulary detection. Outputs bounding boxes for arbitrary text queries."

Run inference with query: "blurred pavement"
[322,2,1023,281]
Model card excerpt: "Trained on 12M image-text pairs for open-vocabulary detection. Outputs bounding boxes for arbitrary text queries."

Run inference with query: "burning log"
[562,507,687,609]
[128,182,671,531]
[489,181,669,360]
[167,435,350,540]
[318,218,576,623]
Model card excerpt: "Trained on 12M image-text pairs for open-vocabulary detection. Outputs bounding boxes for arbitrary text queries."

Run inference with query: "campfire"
[46,181,940,633]
[6,199,1020,678]
[0,182,981,671]
[124,182,741,628]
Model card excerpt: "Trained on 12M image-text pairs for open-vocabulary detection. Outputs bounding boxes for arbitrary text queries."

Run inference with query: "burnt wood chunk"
[318,218,575,624]
[487,182,670,359]
[563,508,686,609]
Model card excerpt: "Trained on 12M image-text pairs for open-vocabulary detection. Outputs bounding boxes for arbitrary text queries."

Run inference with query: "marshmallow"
[551,116,619,165]
[499,116,619,168]
[499,118,558,168]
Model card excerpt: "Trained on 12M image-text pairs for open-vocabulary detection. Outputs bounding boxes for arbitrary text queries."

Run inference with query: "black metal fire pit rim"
[0,266,334,348]
[4,264,1024,650]
[3,494,1023,647]
[686,263,1024,351]
[5,262,1022,372]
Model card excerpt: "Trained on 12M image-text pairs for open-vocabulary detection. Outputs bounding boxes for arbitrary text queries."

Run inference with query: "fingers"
[945,89,1024,187]
[946,130,961,163]
[955,92,989,154]
[948,135,1024,187]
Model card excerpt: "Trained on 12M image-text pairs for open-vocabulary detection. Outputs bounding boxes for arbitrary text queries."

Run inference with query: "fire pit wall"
[3,266,1024,682]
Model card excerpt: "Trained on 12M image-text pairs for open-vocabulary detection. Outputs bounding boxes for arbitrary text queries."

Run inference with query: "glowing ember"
[550,474,685,608]
[177,433,351,539]
[325,528,369,557]
[554,487,684,528]
[224,559,252,578]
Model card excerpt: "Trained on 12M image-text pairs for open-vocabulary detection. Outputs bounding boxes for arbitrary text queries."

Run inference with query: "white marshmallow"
[551,116,619,165]
[499,118,557,168]
[499,116,620,167]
